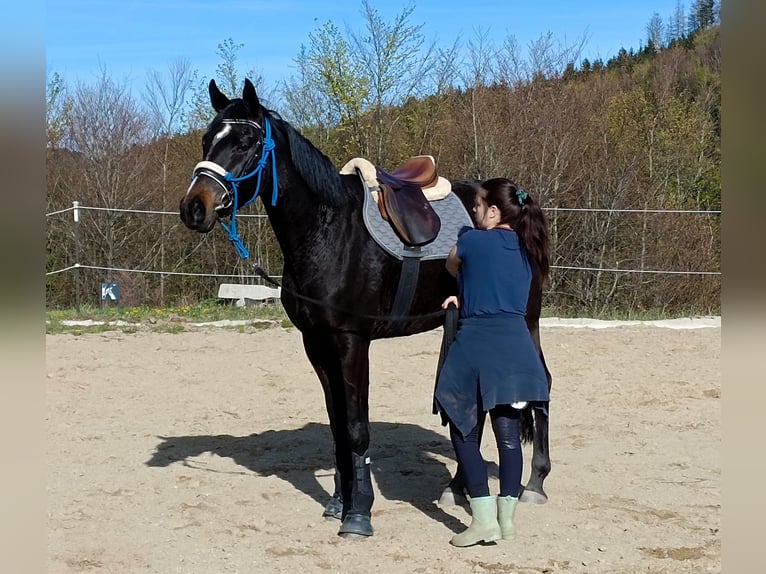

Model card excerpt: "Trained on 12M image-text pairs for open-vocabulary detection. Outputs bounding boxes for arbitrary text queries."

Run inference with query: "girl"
[435,177,551,547]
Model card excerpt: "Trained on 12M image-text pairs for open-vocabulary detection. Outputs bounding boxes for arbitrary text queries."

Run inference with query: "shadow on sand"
[146,421,499,533]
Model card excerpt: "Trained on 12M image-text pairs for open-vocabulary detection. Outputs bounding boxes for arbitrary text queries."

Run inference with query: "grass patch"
[156,323,186,334]
[47,301,712,335]
[540,305,714,321]
[46,300,290,334]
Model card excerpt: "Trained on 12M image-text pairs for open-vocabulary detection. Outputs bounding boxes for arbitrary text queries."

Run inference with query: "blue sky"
[46,0,683,92]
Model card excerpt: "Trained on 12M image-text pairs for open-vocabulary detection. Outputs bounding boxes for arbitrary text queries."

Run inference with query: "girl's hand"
[441,295,459,309]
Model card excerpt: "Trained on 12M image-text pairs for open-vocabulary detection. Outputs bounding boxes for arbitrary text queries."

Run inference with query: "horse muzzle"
[179,162,233,232]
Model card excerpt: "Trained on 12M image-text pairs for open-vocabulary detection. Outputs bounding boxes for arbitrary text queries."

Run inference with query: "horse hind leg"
[519,402,551,504]
[438,405,550,505]
[437,470,468,507]
[438,414,486,508]
[322,467,343,520]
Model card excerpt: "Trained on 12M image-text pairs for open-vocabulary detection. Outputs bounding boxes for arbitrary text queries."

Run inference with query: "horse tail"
[520,406,535,444]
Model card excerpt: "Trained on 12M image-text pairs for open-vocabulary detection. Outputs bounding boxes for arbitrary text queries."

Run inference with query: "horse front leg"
[302,331,345,521]
[334,332,374,538]
[303,330,374,538]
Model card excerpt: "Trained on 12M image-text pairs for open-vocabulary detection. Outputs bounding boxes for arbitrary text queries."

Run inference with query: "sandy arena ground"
[46,319,720,573]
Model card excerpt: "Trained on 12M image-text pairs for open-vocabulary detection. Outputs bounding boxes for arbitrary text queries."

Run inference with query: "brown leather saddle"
[375,156,442,247]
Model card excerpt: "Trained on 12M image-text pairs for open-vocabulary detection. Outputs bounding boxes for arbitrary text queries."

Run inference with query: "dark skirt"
[434,313,549,437]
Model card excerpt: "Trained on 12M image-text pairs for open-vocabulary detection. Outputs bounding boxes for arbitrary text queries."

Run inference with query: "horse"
[179,78,552,538]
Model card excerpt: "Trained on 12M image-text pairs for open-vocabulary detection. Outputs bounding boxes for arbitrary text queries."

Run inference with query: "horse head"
[179,78,270,233]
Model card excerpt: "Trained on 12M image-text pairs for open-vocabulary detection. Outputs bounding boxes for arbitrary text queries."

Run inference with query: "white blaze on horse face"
[211,124,233,153]
[183,124,234,199]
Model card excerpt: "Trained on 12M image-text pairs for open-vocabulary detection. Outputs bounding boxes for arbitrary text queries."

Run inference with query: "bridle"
[189,117,278,259]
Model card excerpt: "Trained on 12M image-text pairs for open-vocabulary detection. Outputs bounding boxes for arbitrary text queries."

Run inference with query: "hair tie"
[516,188,528,206]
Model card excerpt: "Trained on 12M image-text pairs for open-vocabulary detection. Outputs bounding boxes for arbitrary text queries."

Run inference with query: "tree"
[186,38,269,129]
[350,0,436,163]
[311,21,367,129]
[281,44,338,142]
[46,71,70,150]
[144,58,196,136]
[646,12,665,53]
[62,68,155,284]
[688,0,718,34]
[527,31,588,80]
[143,58,197,305]
[44,6,720,315]
[667,0,687,44]
[462,27,497,88]
[283,0,437,164]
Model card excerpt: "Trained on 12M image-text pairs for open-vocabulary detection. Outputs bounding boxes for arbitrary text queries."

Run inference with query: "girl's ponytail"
[515,195,550,284]
[482,178,551,284]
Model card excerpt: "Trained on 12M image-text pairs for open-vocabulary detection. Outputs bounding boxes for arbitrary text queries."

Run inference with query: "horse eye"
[236,133,255,150]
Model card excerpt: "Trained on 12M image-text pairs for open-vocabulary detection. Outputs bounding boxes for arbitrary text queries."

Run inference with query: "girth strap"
[390,246,424,319]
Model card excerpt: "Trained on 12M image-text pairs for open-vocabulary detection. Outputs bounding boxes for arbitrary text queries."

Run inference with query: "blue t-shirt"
[456,227,532,318]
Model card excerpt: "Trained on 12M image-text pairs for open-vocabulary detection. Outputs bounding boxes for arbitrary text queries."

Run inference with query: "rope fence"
[46,263,282,280]
[45,202,722,278]
[47,204,721,218]
[46,263,718,278]
[46,205,268,218]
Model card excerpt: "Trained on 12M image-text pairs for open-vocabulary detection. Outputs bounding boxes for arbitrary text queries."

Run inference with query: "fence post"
[73,201,81,314]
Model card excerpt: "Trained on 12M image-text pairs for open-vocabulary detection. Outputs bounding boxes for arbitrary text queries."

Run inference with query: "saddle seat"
[341,155,448,247]
[382,155,439,189]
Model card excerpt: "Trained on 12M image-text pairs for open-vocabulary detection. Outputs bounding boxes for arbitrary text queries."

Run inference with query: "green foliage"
[284,0,434,164]
[215,38,245,96]
[46,71,71,149]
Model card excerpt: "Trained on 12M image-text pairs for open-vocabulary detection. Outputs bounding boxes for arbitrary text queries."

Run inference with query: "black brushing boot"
[338,451,374,538]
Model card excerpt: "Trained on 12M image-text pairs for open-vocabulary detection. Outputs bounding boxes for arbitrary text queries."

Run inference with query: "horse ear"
[209,79,231,112]
[242,78,261,115]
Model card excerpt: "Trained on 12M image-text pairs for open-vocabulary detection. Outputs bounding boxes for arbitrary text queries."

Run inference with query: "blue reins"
[217,118,278,259]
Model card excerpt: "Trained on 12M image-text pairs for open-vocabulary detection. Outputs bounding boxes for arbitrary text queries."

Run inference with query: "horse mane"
[266,110,346,208]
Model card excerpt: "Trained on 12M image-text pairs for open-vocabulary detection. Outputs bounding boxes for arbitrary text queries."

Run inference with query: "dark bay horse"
[179,79,551,538]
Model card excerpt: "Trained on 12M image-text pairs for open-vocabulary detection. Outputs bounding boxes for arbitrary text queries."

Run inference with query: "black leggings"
[449,404,522,498]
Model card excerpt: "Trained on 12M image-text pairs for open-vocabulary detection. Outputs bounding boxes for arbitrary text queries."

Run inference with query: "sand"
[46,319,720,573]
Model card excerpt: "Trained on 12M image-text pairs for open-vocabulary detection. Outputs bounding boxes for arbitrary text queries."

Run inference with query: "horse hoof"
[338,514,373,538]
[338,531,370,540]
[437,486,468,507]
[519,487,548,505]
[322,495,343,521]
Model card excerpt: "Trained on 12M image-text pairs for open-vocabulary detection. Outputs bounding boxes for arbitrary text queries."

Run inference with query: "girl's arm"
[445,244,461,277]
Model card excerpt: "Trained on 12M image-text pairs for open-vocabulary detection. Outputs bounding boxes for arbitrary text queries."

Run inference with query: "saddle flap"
[379,183,441,247]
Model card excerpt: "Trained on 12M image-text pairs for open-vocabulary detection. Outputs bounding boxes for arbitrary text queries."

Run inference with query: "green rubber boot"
[450,495,501,547]
[497,495,518,540]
